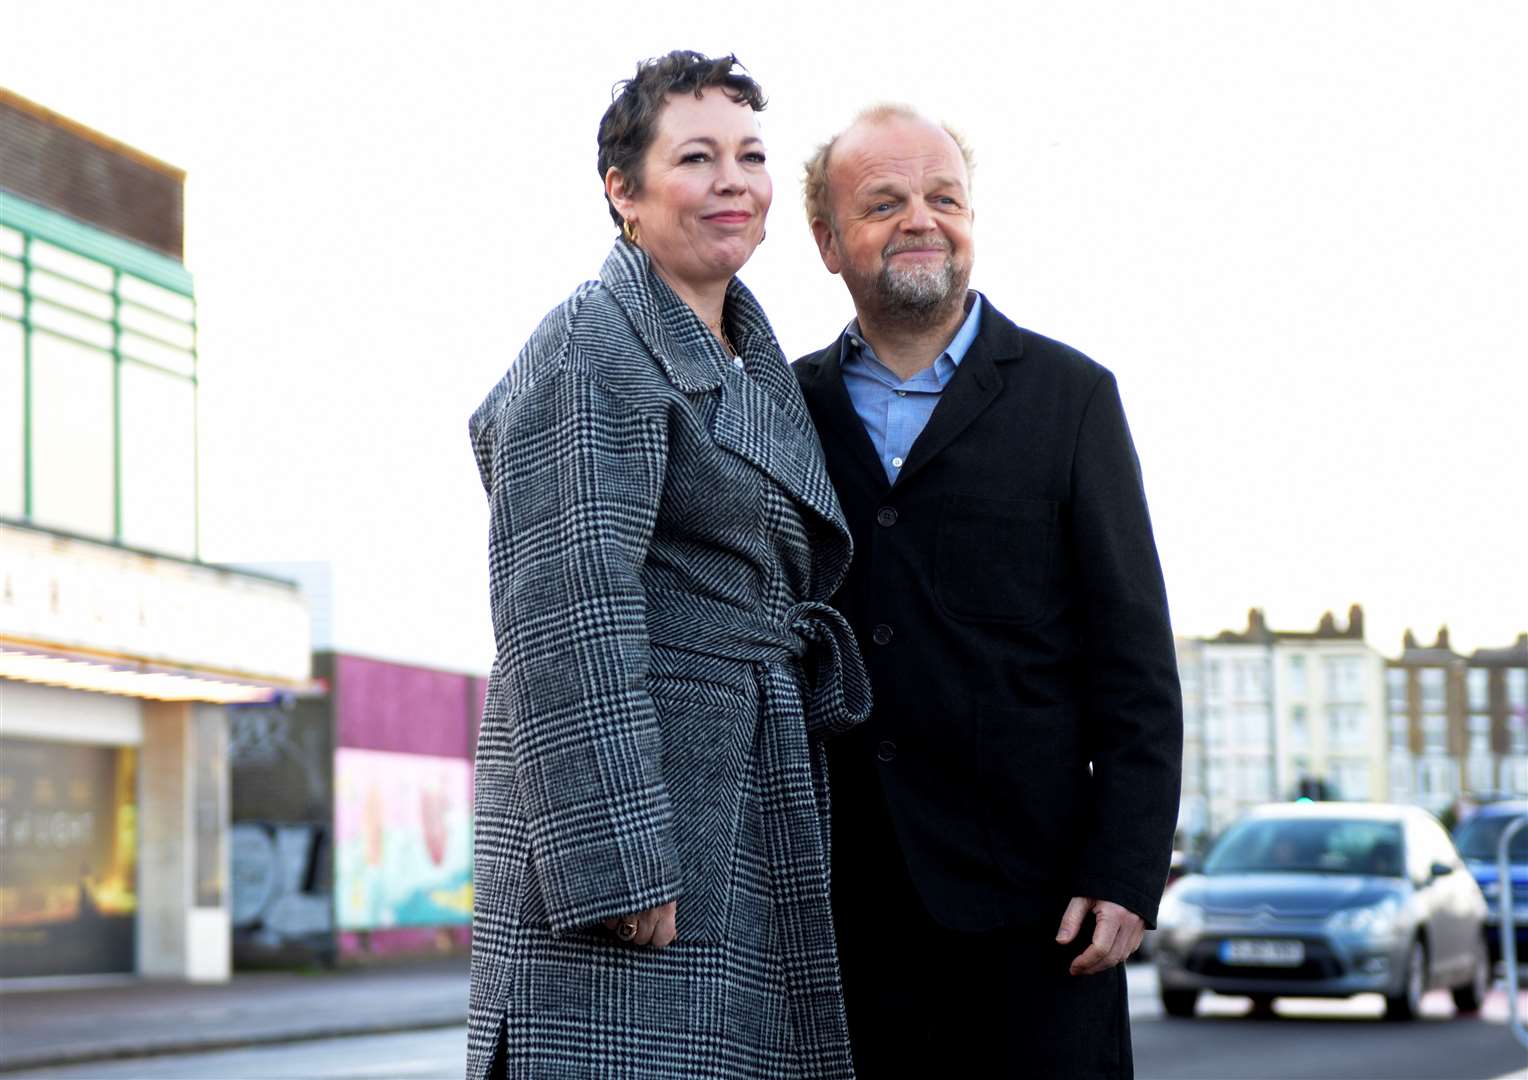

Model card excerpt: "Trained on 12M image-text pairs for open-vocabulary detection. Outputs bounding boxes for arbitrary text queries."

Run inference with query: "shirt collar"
[840,292,984,384]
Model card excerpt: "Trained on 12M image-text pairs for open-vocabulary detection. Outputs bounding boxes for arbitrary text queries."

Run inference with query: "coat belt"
[644,591,867,1075]
[644,595,871,739]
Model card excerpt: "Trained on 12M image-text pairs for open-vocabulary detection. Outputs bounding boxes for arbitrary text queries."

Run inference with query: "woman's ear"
[605,167,637,224]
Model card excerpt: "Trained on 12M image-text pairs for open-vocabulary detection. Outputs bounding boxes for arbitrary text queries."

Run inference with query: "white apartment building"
[1179,606,1387,840]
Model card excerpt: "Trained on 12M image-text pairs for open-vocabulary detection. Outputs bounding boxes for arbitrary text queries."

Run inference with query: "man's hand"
[604,901,677,949]
[1055,896,1144,976]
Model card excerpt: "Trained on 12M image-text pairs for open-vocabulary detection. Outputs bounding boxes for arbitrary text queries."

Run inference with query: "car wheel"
[1451,934,1491,1014]
[1161,989,1198,1018]
[1385,939,1426,1021]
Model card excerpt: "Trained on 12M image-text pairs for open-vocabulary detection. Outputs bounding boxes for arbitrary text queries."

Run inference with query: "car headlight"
[1157,892,1205,931]
[1327,895,1403,935]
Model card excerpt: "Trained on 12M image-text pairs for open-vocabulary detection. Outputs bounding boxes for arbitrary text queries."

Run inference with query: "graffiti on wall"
[230,822,333,948]
[334,748,471,930]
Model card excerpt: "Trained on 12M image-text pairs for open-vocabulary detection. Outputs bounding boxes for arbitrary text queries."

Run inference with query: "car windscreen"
[1455,813,1528,862]
[1204,818,1405,877]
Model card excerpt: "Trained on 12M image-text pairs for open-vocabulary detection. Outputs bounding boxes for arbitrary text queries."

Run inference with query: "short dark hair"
[597,51,767,228]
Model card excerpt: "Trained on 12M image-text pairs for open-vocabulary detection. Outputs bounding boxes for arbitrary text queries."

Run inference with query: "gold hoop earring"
[622,218,640,245]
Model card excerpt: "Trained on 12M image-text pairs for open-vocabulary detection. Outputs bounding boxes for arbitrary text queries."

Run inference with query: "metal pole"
[1501,814,1528,1050]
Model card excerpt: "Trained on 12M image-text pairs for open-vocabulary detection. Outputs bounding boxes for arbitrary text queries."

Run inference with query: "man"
[795,105,1183,1077]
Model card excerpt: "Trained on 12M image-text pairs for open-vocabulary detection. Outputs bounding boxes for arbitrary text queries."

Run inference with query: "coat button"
[876,507,898,527]
[876,740,897,762]
[871,624,893,646]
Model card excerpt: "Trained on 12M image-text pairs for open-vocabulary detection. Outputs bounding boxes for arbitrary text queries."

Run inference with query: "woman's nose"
[714,157,745,193]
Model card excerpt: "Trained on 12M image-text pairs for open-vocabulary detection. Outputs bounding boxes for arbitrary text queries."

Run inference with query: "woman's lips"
[704,211,753,224]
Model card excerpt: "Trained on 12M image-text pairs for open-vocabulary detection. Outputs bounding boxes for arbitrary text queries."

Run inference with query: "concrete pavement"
[0,957,468,1074]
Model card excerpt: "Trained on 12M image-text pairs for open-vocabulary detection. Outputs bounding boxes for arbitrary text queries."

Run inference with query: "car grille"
[1185,939,1345,981]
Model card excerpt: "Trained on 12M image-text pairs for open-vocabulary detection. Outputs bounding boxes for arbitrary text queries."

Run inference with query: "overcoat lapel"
[795,340,890,498]
[893,315,1011,489]
[599,242,852,561]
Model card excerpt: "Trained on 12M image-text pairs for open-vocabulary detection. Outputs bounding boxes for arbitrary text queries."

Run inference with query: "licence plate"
[1220,938,1305,967]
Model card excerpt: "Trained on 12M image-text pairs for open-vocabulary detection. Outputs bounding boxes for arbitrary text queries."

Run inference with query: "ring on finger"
[616,917,639,942]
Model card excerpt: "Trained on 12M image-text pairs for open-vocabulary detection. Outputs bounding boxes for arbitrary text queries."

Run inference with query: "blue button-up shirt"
[840,293,983,483]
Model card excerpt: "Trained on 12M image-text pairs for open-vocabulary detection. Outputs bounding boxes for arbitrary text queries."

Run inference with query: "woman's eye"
[681,152,710,164]
[743,152,767,164]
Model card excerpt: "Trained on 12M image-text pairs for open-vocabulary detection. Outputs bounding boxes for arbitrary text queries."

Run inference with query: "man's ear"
[605,167,637,226]
[810,217,842,275]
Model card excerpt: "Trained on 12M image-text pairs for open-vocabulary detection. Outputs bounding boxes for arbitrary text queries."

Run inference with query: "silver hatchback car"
[1154,803,1490,1021]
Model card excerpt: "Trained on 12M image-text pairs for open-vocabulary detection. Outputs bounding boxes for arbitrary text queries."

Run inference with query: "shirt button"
[891,456,904,469]
[876,740,898,762]
[896,390,908,398]
[732,356,744,369]
[871,624,893,646]
[876,507,898,527]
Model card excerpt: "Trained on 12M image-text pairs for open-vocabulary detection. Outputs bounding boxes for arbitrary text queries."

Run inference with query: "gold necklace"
[710,320,738,358]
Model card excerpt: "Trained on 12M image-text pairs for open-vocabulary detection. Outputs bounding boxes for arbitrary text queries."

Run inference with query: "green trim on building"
[0,188,193,297]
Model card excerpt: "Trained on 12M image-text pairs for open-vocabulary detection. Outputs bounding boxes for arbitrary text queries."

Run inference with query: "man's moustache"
[882,239,951,257]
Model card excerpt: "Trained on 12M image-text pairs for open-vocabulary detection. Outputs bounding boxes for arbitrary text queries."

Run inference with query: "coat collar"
[599,240,854,584]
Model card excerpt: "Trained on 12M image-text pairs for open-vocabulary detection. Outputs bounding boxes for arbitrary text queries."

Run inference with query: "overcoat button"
[871,624,893,646]
[876,507,898,527]
[876,740,897,762]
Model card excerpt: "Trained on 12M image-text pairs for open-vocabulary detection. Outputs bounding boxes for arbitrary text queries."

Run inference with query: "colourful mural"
[333,748,471,930]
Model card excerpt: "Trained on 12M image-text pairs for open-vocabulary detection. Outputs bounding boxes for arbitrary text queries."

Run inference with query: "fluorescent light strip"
[0,649,275,703]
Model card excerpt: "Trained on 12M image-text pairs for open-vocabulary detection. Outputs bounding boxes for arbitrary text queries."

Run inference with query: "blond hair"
[801,103,975,228]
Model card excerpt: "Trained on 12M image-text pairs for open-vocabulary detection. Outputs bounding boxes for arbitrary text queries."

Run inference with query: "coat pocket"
[650,674,753,944]
[934,493,1060,626]
[979,703,1092,888]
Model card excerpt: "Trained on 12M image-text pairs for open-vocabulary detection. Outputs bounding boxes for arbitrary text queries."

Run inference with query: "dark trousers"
[832,794,1133,1078]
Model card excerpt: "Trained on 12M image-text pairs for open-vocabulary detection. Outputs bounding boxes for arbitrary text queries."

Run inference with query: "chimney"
[1403,629,1418,650]
[1435,625,1451,651]
[1248,608,1267,636]
[1347,604,1364,639]
[1317,611,1337,636]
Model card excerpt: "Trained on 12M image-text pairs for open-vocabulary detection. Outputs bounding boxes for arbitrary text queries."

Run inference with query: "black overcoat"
[794,296,1183,933]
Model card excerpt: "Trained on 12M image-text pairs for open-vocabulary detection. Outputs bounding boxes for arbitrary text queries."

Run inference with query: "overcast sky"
[10,1,1525,672]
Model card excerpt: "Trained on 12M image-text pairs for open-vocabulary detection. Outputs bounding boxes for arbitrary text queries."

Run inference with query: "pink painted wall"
[334,654,476,759]
[338,925,470,960]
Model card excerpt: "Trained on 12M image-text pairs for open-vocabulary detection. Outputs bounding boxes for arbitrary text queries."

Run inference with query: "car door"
[1417,815,1471,983]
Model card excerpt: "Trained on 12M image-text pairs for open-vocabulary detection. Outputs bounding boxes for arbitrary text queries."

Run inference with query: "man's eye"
[870,202,895,214]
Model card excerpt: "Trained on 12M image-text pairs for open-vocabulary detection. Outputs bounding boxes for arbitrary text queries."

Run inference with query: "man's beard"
[856,236,970,327]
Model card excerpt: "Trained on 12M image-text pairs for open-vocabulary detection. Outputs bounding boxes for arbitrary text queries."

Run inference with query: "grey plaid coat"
[466,241,870,1079]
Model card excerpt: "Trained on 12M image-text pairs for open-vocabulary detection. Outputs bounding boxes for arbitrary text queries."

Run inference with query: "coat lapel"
[892,302,1018,488]
[599,241,852,557]
[794,339,890,498]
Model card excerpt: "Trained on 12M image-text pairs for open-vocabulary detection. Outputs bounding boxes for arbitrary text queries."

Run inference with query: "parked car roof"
[1241,801,1426,823]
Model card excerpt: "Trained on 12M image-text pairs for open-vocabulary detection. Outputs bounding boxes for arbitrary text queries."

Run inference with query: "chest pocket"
[934,492,1060,626]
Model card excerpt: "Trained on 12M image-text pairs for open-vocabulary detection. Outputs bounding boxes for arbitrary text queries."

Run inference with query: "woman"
[466,52,870,1079]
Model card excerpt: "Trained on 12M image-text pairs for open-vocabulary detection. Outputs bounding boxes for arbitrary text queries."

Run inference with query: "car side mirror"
[1428,861,1454,880]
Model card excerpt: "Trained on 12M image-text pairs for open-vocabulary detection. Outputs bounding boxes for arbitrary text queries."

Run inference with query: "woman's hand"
[604,901,677,949]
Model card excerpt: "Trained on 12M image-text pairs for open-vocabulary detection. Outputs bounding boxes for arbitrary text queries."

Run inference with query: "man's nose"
[900,199,935,231]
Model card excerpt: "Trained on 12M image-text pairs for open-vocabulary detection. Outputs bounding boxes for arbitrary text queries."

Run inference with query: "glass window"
[1508,669,1527,710]
[1421,668,1446,709]
[1389,713,1410,750]
[28,240,112,291]
[120,364,196,556]
[30,333,114,538]
[1290,705,1309,746]
[1422,714,1447,753]
[1205,818,1404,876]
[1468,668,1490,711]
[1206,661,1222,701]
[1288,655,1307,697]
[0,321,21,518]
[1387,668,1409,709]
